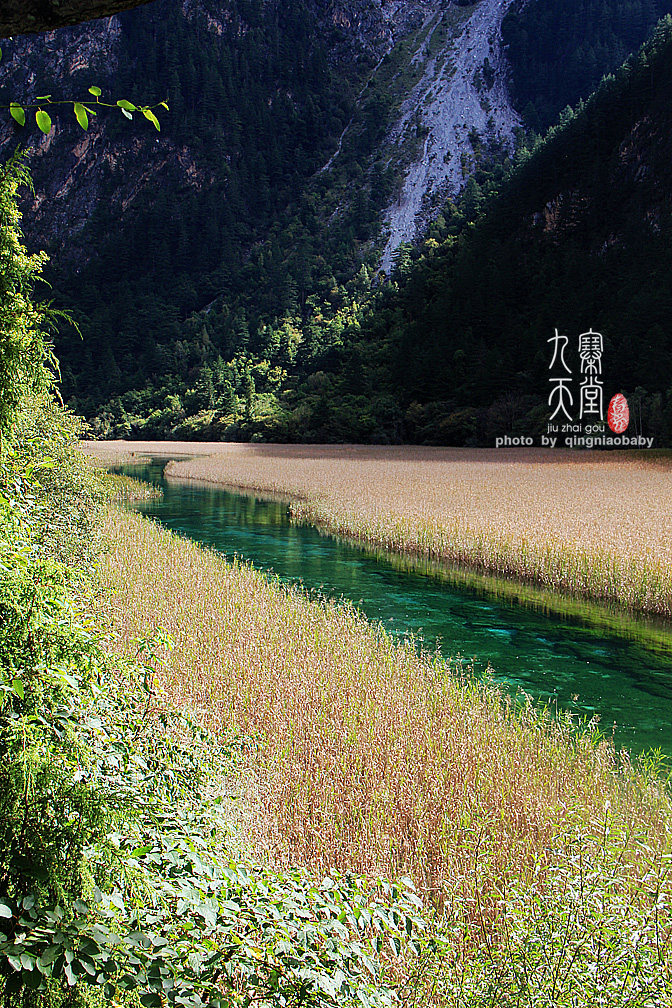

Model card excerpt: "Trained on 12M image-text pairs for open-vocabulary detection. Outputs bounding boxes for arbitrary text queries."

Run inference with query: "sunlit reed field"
[87,441,672,617]
[105,472,163,501]
[97,509,672,984]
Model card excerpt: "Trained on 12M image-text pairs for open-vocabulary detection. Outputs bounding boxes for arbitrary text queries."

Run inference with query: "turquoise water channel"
[122,460,672,756]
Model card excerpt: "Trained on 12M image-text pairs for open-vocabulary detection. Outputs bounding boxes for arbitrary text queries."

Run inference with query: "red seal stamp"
[607,393,629,434]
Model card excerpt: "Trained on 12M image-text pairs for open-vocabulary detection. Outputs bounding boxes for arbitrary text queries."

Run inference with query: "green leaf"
[12,678,24,699]
[74,103,89,130]
[142,108,160,131]
[9,103,25,127]
[24,969,44,990]
[117,99,137,112]
[35,109,52,134]
[88,85,102,97]
[38,947,61,968]
[0,901,12,918]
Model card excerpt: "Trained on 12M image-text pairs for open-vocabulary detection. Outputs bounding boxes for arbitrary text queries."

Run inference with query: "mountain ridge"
[0,0,518,271]
[1,1,671,444]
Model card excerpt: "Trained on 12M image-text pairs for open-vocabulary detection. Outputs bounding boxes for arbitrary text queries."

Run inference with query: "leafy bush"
[0,156,58,437]
[434,823,672,1007]
[0,156,432,1007]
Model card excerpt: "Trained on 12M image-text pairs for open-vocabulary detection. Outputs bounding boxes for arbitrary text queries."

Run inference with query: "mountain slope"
[346,16,672,445]
[2,2,670,444]
[0,0,520,409]
[503,0,672,131]
[379,0,520,271]
[0,1,372,399]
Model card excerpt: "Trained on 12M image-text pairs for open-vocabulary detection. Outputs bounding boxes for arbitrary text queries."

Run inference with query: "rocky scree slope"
[379,0,521,271]
[0,0,520,274]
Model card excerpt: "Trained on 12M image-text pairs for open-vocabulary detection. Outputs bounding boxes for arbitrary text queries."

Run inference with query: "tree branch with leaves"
[3,69,167,134]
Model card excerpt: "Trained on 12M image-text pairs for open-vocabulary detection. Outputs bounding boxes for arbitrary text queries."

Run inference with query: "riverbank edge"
[93,502,672,1005]
[158,459,672,652]
[162,466,672,660]
[82,443,672,629]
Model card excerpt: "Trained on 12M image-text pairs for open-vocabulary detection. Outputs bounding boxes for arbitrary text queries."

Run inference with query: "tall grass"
[105,471,163,501]
[96,508,672,1002]
[86,442,672,616]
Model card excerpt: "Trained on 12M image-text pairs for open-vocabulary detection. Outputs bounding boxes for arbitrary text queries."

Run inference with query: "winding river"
[122,459,672,756]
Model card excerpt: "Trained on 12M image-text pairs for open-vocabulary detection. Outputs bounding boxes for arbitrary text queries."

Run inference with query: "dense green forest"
[502,0,672,131]
[1,0,406,431]
[3,1,672,445]
[68,15,672,446]
[340,16,672,445]
[54,0,374,394]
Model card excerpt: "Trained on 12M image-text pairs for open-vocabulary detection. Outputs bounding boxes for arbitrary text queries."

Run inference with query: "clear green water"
[122,460,672,756]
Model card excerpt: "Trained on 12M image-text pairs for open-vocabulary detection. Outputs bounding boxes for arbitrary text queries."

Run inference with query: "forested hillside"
[343,16,672,445]
[0,0,381,401]
[503,0,672,131]
[85,14,672,446]
[1,0,480,431]
[0,0,521,439]
[2,1,671,444]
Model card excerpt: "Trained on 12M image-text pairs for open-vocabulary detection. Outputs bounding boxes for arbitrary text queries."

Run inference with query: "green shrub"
[431,823,672,1007]
[0,157,431,1007]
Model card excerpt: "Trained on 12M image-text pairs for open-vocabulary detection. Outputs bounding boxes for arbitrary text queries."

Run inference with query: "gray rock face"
[308,0,522,272]
[379,0,521,271]
[0,17,127,256]
[0,6,218,260]
[0,0,152,38]
[0,0,519,271]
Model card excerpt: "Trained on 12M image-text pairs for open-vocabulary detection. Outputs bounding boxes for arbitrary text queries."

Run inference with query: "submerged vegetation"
[105,470,164,501]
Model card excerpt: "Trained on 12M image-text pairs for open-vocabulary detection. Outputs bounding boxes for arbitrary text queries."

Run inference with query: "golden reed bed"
[86,442,672,616]
[95,509,672,1002]
[97,509,671,897]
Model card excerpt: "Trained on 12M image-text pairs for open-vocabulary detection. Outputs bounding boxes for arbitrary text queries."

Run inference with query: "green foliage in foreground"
[0,156,430,1006]
[0,419,428,1007]
[435,825,672,1007]
[0,156,53,438]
